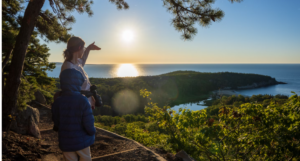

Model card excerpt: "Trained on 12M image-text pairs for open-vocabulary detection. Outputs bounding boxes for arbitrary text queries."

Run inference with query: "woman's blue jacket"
[51,69,96,152]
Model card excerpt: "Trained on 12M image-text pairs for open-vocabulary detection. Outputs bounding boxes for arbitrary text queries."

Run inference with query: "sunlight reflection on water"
[113,64,142,77]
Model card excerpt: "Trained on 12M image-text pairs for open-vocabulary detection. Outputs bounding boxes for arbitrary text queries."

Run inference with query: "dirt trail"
[3,102,180,161]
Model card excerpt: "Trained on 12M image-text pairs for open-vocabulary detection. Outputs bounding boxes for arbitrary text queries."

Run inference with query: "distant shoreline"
[213,90,239,96]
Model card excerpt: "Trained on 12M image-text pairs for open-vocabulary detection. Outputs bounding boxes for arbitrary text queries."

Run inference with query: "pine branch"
[163,0,241,40]
[109,0,129,10]
[39,11,53,24]
[2,48,14,73]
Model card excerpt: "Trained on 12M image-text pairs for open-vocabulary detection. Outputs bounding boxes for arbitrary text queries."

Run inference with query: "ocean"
[47,64,300,111]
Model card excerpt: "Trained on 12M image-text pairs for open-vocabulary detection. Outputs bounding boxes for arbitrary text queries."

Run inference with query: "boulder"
[175,150,196,161]
[34,90,47,104]
[10,105,41,138]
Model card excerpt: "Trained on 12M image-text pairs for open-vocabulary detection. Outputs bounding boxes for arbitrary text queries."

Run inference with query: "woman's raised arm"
[81,42,101,67]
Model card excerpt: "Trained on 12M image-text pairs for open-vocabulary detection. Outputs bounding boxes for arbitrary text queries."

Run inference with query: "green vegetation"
[94,90,299,160]
[206,94,289,119]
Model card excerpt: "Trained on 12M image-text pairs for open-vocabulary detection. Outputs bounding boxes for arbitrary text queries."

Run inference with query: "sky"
[40,0,300,64]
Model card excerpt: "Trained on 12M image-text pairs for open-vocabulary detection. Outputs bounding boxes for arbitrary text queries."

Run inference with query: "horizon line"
[50,62,300,65]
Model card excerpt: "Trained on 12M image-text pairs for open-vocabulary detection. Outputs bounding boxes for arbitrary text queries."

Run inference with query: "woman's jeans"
[63,146,91,161]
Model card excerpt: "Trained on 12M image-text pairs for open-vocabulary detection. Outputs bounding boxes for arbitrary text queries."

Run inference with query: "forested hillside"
[54,71,284,116]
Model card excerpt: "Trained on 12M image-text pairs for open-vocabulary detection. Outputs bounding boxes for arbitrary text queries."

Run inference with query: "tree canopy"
[2,0,70,109]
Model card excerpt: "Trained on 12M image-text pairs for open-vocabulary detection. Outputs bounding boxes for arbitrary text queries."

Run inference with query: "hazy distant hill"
[51,62,63,65]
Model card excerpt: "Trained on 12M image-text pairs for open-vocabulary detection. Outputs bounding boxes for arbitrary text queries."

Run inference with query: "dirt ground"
[2,103,182,161]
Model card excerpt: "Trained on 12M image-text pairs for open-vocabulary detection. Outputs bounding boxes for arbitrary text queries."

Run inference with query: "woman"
[60,36,101,109]
[52,36,100,161]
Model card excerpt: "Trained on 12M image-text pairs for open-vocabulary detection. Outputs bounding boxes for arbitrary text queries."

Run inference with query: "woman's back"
[52,69,96,152]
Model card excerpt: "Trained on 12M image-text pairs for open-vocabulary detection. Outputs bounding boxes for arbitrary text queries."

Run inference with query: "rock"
[42,154,60,161]
[175,150,196,161]
[35,90,47,104]
[10,105,41,138]
[277,81,287,84]
[29,115,41,138]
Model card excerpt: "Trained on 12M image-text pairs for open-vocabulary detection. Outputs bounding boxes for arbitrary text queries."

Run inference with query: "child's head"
[63,36,85,61]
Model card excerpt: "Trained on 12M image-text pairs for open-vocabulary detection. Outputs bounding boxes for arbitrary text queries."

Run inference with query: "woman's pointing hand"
[87,42,101,50]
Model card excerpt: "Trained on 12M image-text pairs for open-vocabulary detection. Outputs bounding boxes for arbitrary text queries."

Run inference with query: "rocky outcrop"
[10,105,41,138]
[232,80,286,90]
[34,90,46,104]
[212,80,287,97]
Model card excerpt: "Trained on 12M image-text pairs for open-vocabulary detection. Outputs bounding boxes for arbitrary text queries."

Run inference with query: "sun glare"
[122,30,134,42]
[117,64,138,77]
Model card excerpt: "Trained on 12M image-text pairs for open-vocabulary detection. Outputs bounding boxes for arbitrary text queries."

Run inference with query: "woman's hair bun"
[63,49,72,61]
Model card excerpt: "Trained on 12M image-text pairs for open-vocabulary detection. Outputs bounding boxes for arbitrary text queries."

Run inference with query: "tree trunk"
[2,0,45,131]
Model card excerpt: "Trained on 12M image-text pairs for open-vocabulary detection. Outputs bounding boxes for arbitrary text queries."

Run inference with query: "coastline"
[213,90,240,97]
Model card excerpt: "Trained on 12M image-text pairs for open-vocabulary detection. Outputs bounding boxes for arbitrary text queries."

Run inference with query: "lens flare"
[113,89,139,115]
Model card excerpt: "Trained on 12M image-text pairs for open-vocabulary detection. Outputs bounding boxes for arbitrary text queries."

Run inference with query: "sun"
[122,30,134,42]
[117,64,138,77]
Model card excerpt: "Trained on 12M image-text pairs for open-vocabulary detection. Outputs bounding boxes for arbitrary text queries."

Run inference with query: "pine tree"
[2,0,70,111]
